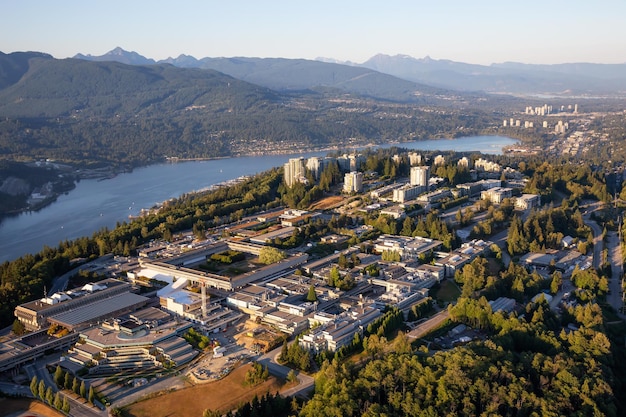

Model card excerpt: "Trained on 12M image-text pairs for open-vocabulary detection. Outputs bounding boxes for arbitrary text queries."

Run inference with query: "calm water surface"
[0,136,517,262]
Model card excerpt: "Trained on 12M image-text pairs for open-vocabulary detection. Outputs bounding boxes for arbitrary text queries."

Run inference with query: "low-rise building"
[515,194,540,210]
[14,279,136,332]
[481,187,513,204]
[374,235,442,261]
[299,306,381,353]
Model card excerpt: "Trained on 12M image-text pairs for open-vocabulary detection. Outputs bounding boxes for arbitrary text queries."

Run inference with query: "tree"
[88,386,95,404]
[45,386,54,405]
[54,392,63,410]
[38,380,46,400]
[72,377,80,394]
[287,369,298,384]
[550,271,562,295]
[306,285,318,302]
[30,376,38,397]
[328,266,341,288]
[64,372,73,390]
[54,364,64,387]
[62,396,70,413]
[258,246,286,265]
[79,380,86,398]
[12,319,25,336]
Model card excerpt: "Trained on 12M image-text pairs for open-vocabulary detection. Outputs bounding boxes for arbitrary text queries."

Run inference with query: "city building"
[14,279,137,332]
[283,157,306,187]
[66,308,197,375]
[300,306,381,353]
[344,171,363,193]
[410,165,430,187]
[374,235,442,261]
[392,184,421,203]
[474,158,501,173]
[515,194,540,210]
[457,157,471,169]
[416,189,452,204]
[408,152,423,166]
[481,187,513,204]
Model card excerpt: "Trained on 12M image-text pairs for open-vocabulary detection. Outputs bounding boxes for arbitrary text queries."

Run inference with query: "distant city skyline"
[2,0,626,65]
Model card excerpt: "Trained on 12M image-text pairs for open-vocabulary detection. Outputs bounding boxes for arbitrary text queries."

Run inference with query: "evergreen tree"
[53,364,64,387]
[62,396,71,413]
[306,285,318,302]
[38,380,46,400]
[45,386,54,405]
[54,392,63,410]
[72,377,80,394]
[79,380,86,398]
[64,372,73,390]
[30,376,38,397]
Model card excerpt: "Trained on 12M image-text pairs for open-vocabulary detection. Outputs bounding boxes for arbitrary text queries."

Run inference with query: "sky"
[2,0,626,65]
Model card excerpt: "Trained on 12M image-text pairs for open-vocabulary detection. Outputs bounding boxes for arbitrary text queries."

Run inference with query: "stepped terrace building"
[66,307,197,375]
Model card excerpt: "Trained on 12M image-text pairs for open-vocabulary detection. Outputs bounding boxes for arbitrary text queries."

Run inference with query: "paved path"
[257,345,314,399]
[407,310,450,340]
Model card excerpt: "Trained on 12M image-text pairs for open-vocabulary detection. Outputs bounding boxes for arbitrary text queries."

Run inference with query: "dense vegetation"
[3,142,626,415]
[0,53,504,167]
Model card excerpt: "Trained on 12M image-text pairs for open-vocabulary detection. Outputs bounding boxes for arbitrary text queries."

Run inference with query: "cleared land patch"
[124,363,283,416]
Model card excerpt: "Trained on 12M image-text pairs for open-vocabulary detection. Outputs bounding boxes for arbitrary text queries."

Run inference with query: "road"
[606,230,624,314]
[581,202,624,315]
[582,211,604,270]
[257,345,314,399]
[407,310,450,340]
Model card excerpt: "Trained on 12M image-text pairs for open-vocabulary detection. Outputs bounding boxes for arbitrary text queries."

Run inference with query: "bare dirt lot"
[309,195,344,210]
[1,398,65,417]
[124,363,284,417]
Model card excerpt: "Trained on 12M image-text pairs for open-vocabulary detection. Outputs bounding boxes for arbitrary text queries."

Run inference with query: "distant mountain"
[0,51,52,90]
[74,48,448,103]
[74,48,626,96]
[0,53,276,118]
[359,54,626,96]
[74,47,156,66]
[0,51,490,166]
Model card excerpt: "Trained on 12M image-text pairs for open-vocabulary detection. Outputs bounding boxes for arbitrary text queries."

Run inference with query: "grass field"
[434,279,462,303]
[124,363,284,417]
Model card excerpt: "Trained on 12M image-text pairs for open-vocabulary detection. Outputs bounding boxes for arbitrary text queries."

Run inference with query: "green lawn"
[433,279,461,303]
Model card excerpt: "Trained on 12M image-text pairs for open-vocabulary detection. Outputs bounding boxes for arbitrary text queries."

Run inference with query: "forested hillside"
[0,52,498,167]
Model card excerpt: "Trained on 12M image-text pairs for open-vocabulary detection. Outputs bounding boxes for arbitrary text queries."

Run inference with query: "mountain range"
[76,47,626,96]
[0,50,490,166]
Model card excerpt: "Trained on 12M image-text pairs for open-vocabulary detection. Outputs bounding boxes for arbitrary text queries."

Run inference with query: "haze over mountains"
[76,47,626,96]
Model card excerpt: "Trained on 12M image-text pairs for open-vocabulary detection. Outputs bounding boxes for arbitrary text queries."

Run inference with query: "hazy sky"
[3,0,626,65]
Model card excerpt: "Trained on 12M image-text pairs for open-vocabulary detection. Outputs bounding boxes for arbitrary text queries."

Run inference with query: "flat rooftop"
[49,292,149,328]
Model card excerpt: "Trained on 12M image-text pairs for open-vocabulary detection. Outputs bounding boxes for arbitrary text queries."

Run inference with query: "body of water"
[0,135,517,262]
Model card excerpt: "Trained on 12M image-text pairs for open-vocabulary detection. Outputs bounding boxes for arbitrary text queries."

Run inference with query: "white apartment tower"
[408,152,423,166]
[284,157,306,187]
[410,165,430,188]
[434,155,446,166]
[344,171,363,193]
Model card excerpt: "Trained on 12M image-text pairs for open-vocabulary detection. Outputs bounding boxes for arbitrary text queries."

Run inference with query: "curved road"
[257,345,314,399]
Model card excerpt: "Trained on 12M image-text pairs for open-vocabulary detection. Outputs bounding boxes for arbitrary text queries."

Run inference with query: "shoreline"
[0,134,519,230]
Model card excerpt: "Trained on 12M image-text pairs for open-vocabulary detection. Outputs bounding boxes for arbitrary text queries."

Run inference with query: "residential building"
[481,187,513,204]
[515,194,540,210]
[344,171,363,193]
[284,157,306,187]
[410,165,430,187]
[392,184,421,203]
